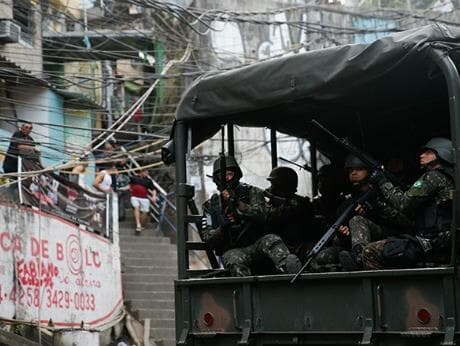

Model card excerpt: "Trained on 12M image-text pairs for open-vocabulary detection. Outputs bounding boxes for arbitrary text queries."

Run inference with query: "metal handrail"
[120,145,211,268]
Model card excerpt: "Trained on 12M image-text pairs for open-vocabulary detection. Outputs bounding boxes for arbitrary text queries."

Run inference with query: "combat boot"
[279,254,302,274]
[339,245,363,271]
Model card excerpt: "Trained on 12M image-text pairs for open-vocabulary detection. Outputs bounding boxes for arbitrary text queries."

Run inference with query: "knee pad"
[349,215,365,227]
[259,234,284,250]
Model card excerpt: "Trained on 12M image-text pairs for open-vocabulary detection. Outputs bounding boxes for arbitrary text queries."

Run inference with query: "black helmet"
[212,156,243,185]
[344,155,368,169]
[267,166,298,194]
[421,137,453,164]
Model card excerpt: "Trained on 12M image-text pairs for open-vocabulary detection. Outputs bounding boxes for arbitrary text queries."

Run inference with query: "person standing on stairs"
[130,168,154,234]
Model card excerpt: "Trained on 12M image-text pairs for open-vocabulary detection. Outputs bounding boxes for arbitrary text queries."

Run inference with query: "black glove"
[369,169,387,186]
[226,189,239,206]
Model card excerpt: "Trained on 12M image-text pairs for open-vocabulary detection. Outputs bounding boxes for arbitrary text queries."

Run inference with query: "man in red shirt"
[130,169,154,233]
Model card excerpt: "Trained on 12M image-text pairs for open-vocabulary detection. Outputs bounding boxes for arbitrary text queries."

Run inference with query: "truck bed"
[175,267,458,345]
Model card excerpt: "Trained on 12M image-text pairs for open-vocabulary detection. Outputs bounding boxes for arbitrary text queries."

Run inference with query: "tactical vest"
[416,167,454,239]
[208,183,259,254]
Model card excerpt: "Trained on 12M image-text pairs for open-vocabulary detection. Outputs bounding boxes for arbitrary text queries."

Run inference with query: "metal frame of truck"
[169,24,460,345]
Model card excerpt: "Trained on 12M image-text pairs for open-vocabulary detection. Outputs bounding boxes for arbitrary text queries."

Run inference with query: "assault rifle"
[279,157,312,172]
[263,190,288,207]
[311,119,402,187]
[290,188,375,283]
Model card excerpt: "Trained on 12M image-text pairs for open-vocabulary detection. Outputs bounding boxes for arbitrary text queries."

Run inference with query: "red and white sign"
[0,205,123,328]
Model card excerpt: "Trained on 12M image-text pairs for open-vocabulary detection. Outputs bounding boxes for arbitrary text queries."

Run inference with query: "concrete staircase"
[119,220,177,346]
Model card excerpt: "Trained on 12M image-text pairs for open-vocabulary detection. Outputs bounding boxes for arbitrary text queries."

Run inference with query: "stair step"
[121,249,177,257]
[122,266,177,275]
[124,282,174,292]
[137,308,175,320]
[149,318,175,328]
[119,235,172,244]
[151,338,175,346]
[128,299,174,310]
[123,257,177,266]
[122,273,177,282]
[150,327,175,340]
[124,290,174,301]
[119,212,177,344]
[119,243,176,251]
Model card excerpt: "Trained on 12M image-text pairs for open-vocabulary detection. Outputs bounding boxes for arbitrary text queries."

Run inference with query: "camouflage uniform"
[363,167,454,269]
[221,233,296,276]
[265,190,318,263]
[312,156,413,271]
[201,183,266,253]
[312,164,346,229]
[348,194,414,251]
[201,160,299,277]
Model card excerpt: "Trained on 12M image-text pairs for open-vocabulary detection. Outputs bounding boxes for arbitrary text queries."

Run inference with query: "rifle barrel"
[290,188,374,283]
[279,156,312,172]
[310,119,402,187]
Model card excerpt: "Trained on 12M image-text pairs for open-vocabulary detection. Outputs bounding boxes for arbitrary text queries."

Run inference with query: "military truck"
[166,24,460,345]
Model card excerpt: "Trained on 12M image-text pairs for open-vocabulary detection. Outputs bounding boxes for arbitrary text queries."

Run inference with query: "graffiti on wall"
[0,205,122,328]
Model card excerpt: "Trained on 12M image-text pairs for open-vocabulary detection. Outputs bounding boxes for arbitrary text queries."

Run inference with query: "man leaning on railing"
[3,122,41,177]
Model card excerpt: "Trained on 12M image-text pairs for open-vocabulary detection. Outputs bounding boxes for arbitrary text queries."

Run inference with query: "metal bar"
[187,199,220,269]
[158,195,169,233]
[105,193,110,238]
[120,146,168,195]
[18,156,23,204]
[228,123,235,157]
[428,47,460,266]
[175,120,188,279]
[270,128,277,168]
[310,141,318,197]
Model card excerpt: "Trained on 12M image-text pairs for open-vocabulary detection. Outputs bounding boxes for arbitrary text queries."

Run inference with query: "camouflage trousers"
[362,238,422,270]
[363,232,450,270]
[309,246,342,272]
[221,234,291,276]
[309,215,385,272]
[349,215,385,251]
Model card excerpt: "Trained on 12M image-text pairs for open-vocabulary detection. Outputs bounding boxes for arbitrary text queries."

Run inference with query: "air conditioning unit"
[0,20,21,44]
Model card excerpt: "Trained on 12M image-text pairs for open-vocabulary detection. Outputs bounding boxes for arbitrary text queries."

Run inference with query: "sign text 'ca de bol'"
[0,205,122,328]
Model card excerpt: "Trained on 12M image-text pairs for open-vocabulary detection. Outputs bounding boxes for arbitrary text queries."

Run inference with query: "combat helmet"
[212,155,243,186]
[267,166,298,195]
[344,155,368,169]
[421,137,453,165]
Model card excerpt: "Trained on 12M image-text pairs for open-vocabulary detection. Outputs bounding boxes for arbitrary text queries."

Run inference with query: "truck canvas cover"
[172,24,460,154]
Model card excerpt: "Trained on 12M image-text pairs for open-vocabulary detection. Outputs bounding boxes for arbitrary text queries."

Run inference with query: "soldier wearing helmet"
[264,166,317,264]
[363,137,454,270]
[315,155,413,271]
[201,156,301,276]
[313,164,346,228]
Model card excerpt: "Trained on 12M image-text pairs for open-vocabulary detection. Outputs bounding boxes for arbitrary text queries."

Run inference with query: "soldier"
[313,164,346,228]
[338,155,413,270]
[264,166,318,263]
[201,156,301,276]
[363,138,454,269]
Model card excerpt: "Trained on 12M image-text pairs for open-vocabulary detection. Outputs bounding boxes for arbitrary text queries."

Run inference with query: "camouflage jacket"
[264,191,319,247]
[201,183,266,254]
[378,167,454,236]
[340,188,413,231]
